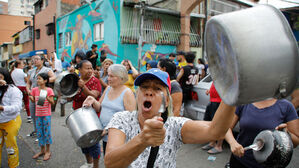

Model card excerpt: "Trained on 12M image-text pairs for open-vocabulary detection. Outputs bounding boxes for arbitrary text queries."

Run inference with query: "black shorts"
[203,102,220,121]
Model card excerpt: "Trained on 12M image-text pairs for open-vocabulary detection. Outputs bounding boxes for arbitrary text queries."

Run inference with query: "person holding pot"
[30,73,54,161]
[0,68,23,168]
[72,60,101,168]
[26,54,56,139]
[121,60,138,93]
[225,98,299,168]
[85,68,236,167]
[83,64,136,155]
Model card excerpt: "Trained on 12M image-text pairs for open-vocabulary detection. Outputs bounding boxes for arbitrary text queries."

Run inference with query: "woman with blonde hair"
[98,58,113,93]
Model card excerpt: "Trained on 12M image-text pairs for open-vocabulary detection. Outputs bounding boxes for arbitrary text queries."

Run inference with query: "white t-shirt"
[0,85,22,123]
[196,64,205,75]
[11,68,27,86]
[107,111,190,168]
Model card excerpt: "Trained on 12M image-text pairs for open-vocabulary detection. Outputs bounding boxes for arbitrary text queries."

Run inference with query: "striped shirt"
[31,87,54,116]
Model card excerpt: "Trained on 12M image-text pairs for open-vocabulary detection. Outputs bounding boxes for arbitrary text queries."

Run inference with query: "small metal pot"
[66,107,103,148]
[37,89,47,106]
[253,130,293,168]
[54,71,79,98]
[205,5,298,105]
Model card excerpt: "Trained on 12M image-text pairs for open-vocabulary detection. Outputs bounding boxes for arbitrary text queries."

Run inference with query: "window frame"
[35,29,40,39]
[58,33,63,48]
[93,22,104,42]
[65,32,71,46]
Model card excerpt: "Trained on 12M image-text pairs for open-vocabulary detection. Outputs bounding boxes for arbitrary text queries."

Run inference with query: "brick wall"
[34,0,56,53]
[22,41,33,53]
[61,0,81,6]
[0,15,32,45]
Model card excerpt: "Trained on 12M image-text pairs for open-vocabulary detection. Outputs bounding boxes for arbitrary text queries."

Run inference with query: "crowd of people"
[0,43,297,168]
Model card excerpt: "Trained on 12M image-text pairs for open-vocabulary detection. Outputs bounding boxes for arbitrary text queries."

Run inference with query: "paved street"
[1,102,298,168]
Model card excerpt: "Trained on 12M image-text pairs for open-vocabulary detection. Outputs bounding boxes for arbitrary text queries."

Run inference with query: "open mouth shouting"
[142,100,152,112]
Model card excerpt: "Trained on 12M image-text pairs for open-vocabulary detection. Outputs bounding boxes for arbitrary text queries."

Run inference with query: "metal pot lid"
[54,71,79,98]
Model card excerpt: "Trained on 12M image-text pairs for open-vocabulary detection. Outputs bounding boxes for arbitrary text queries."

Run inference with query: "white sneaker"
[27,117,32,123]
[80,163,93,168]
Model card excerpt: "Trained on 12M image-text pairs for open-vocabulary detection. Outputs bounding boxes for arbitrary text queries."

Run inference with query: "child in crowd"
[29,73,54,161]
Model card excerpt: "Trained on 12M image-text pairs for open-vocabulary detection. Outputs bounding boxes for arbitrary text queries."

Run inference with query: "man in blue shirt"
[61,56,71,71]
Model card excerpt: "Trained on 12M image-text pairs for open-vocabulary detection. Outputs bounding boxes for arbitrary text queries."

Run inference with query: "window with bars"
[65,32,71,46]
[120,7,201,47]
[209,0,246,16]
[59,33,63,48]
[94,22,104,41]
[35,29,40,39]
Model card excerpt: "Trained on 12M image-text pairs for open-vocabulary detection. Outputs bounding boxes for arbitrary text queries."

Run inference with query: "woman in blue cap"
[84,68,236,168]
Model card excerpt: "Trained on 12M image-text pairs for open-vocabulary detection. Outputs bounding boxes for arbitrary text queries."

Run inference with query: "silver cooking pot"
[37,89,47,106]
[66,107,103,148]
[54,71,79,98]
[205,5,298,105]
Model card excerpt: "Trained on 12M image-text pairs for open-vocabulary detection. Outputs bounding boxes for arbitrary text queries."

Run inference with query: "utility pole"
[137,0,146,72]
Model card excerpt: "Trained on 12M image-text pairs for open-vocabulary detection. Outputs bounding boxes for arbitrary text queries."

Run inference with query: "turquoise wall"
[56,0,176,72]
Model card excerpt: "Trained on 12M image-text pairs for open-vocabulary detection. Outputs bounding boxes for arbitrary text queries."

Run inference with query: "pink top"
[31,87,54,116]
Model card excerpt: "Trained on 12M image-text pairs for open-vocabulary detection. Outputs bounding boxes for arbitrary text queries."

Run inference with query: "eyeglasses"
[32,58,41,61]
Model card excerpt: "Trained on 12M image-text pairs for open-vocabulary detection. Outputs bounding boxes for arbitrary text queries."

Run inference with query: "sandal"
[201,144,214,150]
[32,152,45,159]
[43,152,51,161]
[207,147,222,154]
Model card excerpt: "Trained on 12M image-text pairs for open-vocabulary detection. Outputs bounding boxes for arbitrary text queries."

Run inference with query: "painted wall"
[56,0,176,71]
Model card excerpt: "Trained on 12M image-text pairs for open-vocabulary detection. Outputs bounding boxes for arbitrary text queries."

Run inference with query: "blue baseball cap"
[134,68,170,90]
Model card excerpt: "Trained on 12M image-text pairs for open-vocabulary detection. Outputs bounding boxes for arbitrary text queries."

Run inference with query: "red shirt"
[73,76,101,110]
[210,82,221,103]
[31,87,54,116]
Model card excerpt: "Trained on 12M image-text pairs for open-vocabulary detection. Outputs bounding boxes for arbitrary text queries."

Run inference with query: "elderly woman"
[83,64,136,155]
[0,68,23,168]
[99,68,236,168]
[26,54,55,138]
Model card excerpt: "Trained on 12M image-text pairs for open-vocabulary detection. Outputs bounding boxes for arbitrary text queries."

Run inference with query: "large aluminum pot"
[54,71,79,98]
[205,5,299,105]
[66,107,103,148]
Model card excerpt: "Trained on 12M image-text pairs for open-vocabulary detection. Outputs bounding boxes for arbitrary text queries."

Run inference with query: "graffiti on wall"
[56,0,177,71]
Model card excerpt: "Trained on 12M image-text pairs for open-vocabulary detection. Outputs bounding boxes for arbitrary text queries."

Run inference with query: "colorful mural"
[56,0,176,72]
